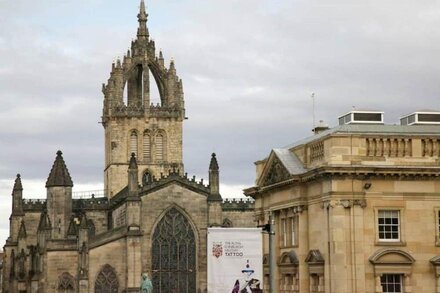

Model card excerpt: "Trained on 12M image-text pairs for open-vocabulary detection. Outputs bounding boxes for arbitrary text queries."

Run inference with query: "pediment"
[258,152,291,187]
[369,249,415,265]
[431,256,440,266]
[279,250,299,266]
[305,249,324,265]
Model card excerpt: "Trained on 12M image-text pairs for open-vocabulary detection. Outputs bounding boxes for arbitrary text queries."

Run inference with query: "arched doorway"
[152,207,196,292]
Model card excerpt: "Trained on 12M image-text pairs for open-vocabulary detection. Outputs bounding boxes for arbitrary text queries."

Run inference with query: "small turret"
[12,174,23,216]
[208,153,222,201]
[128,153,139,196]
[46,151,73,239]
[207,153,222,226]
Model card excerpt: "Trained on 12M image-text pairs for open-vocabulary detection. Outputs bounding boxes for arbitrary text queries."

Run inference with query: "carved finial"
[209,153,219,171]
[129,153,137,169]
[13,173,23,191]
[137,0,149,39]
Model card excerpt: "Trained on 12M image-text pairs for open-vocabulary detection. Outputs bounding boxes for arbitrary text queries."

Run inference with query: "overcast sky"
[0,0,439,244]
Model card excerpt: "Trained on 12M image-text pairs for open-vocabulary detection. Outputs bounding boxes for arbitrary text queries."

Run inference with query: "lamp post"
[268,212,276,293]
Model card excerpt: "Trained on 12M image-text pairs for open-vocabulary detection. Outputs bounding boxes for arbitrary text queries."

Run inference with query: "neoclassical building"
[2,1,255,292]
[244,110,440,293]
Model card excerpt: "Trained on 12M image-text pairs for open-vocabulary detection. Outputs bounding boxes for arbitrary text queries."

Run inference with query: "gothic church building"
[2,1,254,292]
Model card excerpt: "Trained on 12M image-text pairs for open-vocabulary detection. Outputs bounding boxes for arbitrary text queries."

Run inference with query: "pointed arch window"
[152,208,196,292]
[129,131,138,159]
[95,264,119,293]
[143,131,151,161]
[58,272,75,293]
[155,132,165,161]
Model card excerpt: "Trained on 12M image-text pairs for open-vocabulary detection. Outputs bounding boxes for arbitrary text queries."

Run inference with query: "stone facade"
[244,123,440,292]
[2,1,255,292]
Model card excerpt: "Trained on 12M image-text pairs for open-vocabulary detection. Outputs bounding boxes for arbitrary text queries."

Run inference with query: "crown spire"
[137,0,149,39]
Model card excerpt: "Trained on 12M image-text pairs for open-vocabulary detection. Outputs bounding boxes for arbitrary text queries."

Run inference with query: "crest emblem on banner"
[212,242,223,258]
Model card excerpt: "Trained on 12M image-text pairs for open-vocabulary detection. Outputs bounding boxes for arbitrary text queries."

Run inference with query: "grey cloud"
[1,0,439,195]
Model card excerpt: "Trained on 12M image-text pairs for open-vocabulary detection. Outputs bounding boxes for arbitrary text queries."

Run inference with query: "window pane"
[378,210,400,241]
[381,274,402,293]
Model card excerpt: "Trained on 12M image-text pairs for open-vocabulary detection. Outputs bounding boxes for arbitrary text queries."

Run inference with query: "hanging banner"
[207,227,263,293]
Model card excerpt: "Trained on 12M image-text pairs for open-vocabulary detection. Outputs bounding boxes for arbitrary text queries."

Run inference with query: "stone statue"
[140,273,153,293]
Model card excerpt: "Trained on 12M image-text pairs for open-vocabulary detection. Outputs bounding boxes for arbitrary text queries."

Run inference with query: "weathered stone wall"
[45,250,78,291]
[222,211,256,228]
[104,117,183,197]
[89,238,127,292]
[85,210,108,235]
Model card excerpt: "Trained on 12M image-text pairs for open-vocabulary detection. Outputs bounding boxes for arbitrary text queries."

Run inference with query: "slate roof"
[46,150,73,187]
[272,149,306,175]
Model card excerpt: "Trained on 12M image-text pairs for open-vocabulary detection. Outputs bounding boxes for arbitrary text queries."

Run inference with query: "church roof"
[46,150,73,188]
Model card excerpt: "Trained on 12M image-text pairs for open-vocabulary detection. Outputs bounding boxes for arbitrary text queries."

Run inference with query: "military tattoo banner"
[207,228,263,292]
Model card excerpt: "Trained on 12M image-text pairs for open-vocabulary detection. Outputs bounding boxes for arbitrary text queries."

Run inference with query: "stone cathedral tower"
[2,2,255,292]
[102,0,185,197]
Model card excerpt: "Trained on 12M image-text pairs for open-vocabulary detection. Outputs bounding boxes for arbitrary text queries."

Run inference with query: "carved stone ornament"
[322,199,367,209]
[263,156,290,186]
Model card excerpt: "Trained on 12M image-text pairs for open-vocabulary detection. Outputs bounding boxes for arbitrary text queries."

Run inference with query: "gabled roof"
[257,149,306,187]
[46,151,73,187]
[140,170,210,197]
[273,149,306,175]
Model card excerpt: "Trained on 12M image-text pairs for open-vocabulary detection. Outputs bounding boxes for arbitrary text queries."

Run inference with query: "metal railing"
[72,189,106,199]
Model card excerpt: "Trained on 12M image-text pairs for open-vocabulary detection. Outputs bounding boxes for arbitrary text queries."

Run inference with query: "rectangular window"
[290,216,297,246]
[436,209,440,246]
[438,210,440,239]
[380,274,402,293]
[281,218,287,247]
[378,210,400,241]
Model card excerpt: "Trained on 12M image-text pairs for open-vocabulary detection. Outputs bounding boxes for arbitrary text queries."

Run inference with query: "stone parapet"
[222,198,255,211]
